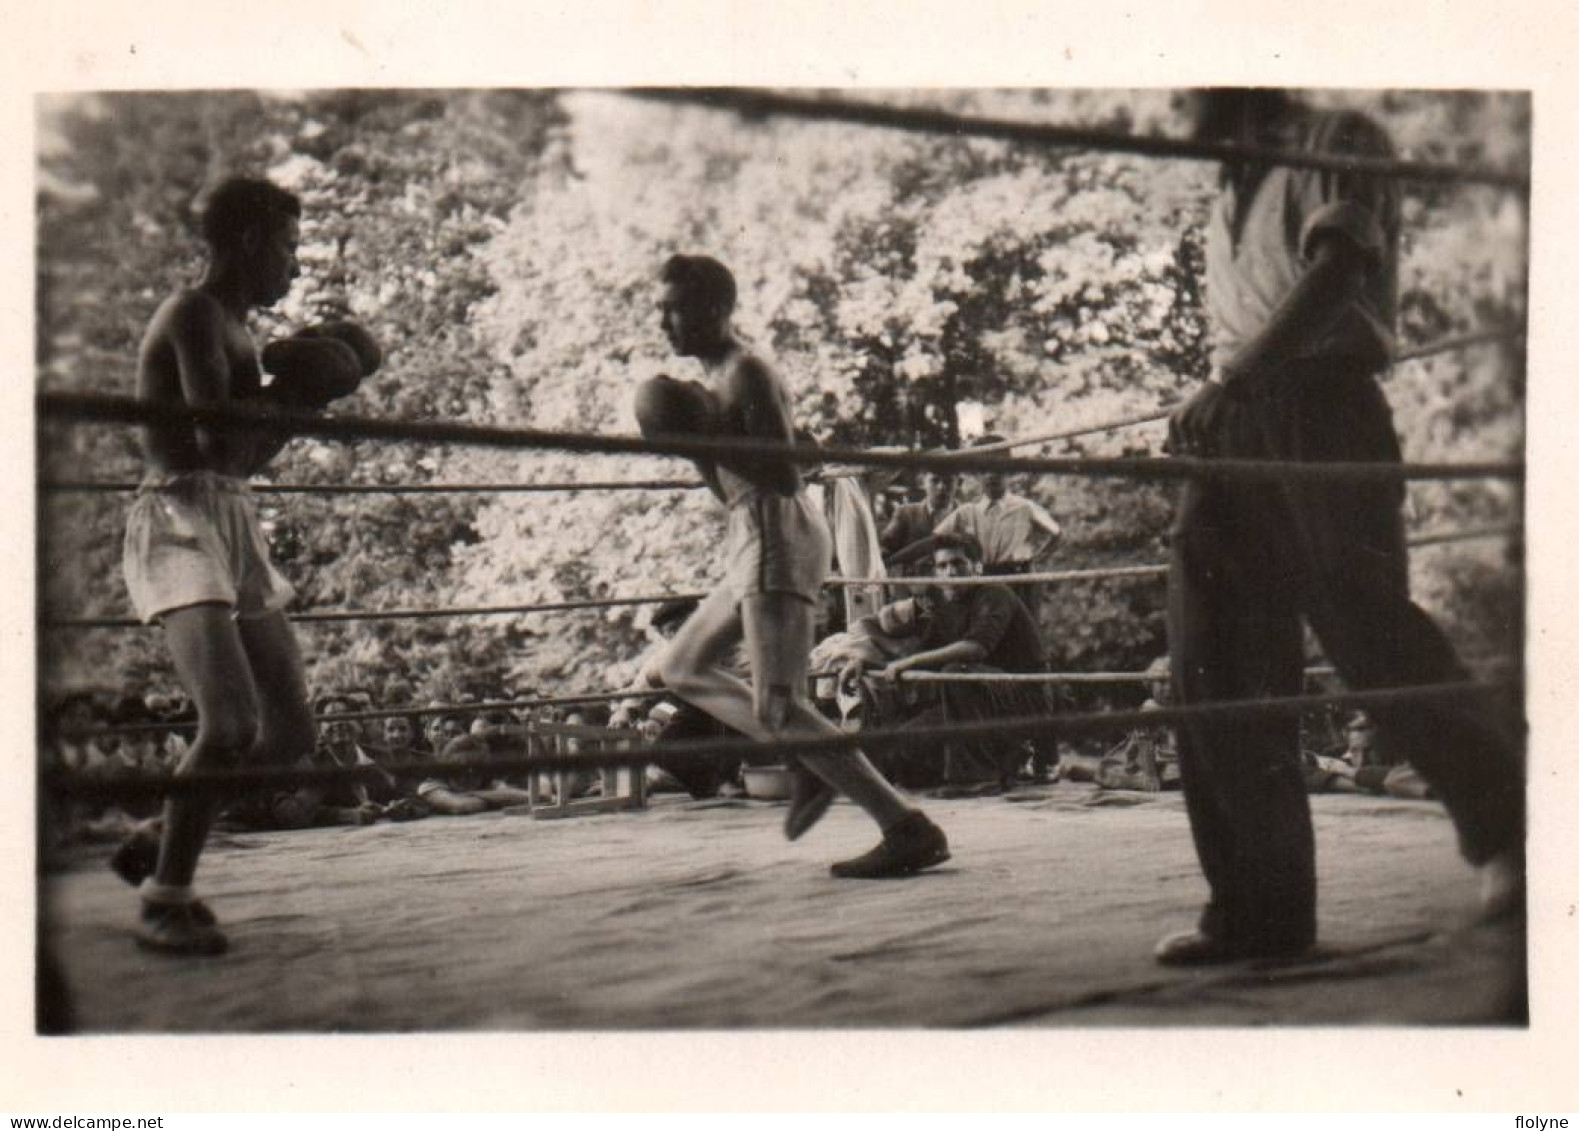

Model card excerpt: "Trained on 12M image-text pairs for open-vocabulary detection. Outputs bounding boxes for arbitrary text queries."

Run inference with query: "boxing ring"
[34,89,1528,1031]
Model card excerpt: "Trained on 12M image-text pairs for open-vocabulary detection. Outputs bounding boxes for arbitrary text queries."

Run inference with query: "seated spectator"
[471,709,517,738]
[558,707,618,799]
[379,714,423,764]
[425,710,469,757]
[807,605,919,731]
[99,696,174,819]
[1306,710,1375,793]
[610,598,747,799]
[44,693,124,844]
[48,692,109,776]
[1096,656,1182,792]
[314,695,405,816]
[144,691,195,765]
[843,532,1056,792]
[464,707,546,791]
[1306,711,1437,800]
[228,695,429,830]
[420,717,536,815]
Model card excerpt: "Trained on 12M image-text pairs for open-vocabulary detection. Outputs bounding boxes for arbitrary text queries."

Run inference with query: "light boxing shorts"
[122,471,295,623]
[722,488,833,607]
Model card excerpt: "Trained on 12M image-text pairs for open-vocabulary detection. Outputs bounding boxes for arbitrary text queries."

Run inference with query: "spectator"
[145,691,195,765]
[410,704,543,814]
[379,714,422,762]
[881,471,958,576]
[231,694,427,830]
[48,692,108,777]
[845,532,1055,792]
[425,710,469,756]
[807,601,921,732]
[1096,657,1182,792]
[888,435,1061,619]
[1305,710,1436,800]
[102,696,173,818]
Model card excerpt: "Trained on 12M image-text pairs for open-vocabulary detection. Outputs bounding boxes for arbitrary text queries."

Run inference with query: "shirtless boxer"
[117,176,376,953]
[641,254,948,877]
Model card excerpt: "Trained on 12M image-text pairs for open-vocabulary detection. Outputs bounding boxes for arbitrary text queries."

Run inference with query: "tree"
[37,88,1527,706]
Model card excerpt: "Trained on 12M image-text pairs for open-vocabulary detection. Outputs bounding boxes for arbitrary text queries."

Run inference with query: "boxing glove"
[634,374,720,437]
[297,320,382,377]
[259,335,363,411]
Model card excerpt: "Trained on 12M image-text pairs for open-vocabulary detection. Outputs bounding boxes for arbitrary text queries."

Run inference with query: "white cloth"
[828,476,887,623]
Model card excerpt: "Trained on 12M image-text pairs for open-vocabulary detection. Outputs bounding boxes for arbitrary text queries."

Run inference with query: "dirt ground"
[38,780,1526,1033]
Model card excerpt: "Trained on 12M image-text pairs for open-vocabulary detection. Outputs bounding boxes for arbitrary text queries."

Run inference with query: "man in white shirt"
[889,435,1061,619]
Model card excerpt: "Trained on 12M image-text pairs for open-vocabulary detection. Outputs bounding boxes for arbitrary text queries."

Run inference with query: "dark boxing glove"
[259,335,363,411]
[634,374,721,437]
[297,320,382,377]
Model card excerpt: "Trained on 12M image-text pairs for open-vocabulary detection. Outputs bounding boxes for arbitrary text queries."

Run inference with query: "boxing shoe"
[784,764,837,841]
[134,899,227,956]
[110,829,160,887]
[829,812,950,879]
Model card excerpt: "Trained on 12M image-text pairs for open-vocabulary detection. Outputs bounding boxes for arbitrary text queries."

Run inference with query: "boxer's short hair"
[660,254,737,314]
[201,176,302,251]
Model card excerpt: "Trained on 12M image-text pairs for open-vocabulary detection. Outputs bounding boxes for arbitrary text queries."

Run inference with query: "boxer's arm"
[237,381,296,475]
[166,293,260,473]
[887,533,942,568]
[883,639,985,681]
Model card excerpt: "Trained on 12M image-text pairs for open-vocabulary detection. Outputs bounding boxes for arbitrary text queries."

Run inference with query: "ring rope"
[60,690,663,741]
[961,409,1173,458]
[833,522,1517,587]
[41,523,1517,631]
[43,678,1516,803]
[896,655,1512,684]
[40,478,708,496]
[1391,328,1524,364]
[959,329,1523,459]
[625,90,1531,193]
[38,328,1521,495]
[38,393,1525,485]
[41,524,1517,630]
[55,644,1515,744]
[44,593,711,631]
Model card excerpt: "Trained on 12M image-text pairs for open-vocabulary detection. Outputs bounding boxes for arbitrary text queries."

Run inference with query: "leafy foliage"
[37,89,1527,706]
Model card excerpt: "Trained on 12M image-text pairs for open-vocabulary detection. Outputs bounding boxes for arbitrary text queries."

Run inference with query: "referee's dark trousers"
[1166,356,1524,951]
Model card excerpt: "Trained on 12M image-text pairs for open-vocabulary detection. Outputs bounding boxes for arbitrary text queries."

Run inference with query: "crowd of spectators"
[41,686,652,851]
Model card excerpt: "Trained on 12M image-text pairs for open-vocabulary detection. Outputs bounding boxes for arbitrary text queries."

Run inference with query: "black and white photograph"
[11,0,1579,1115]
